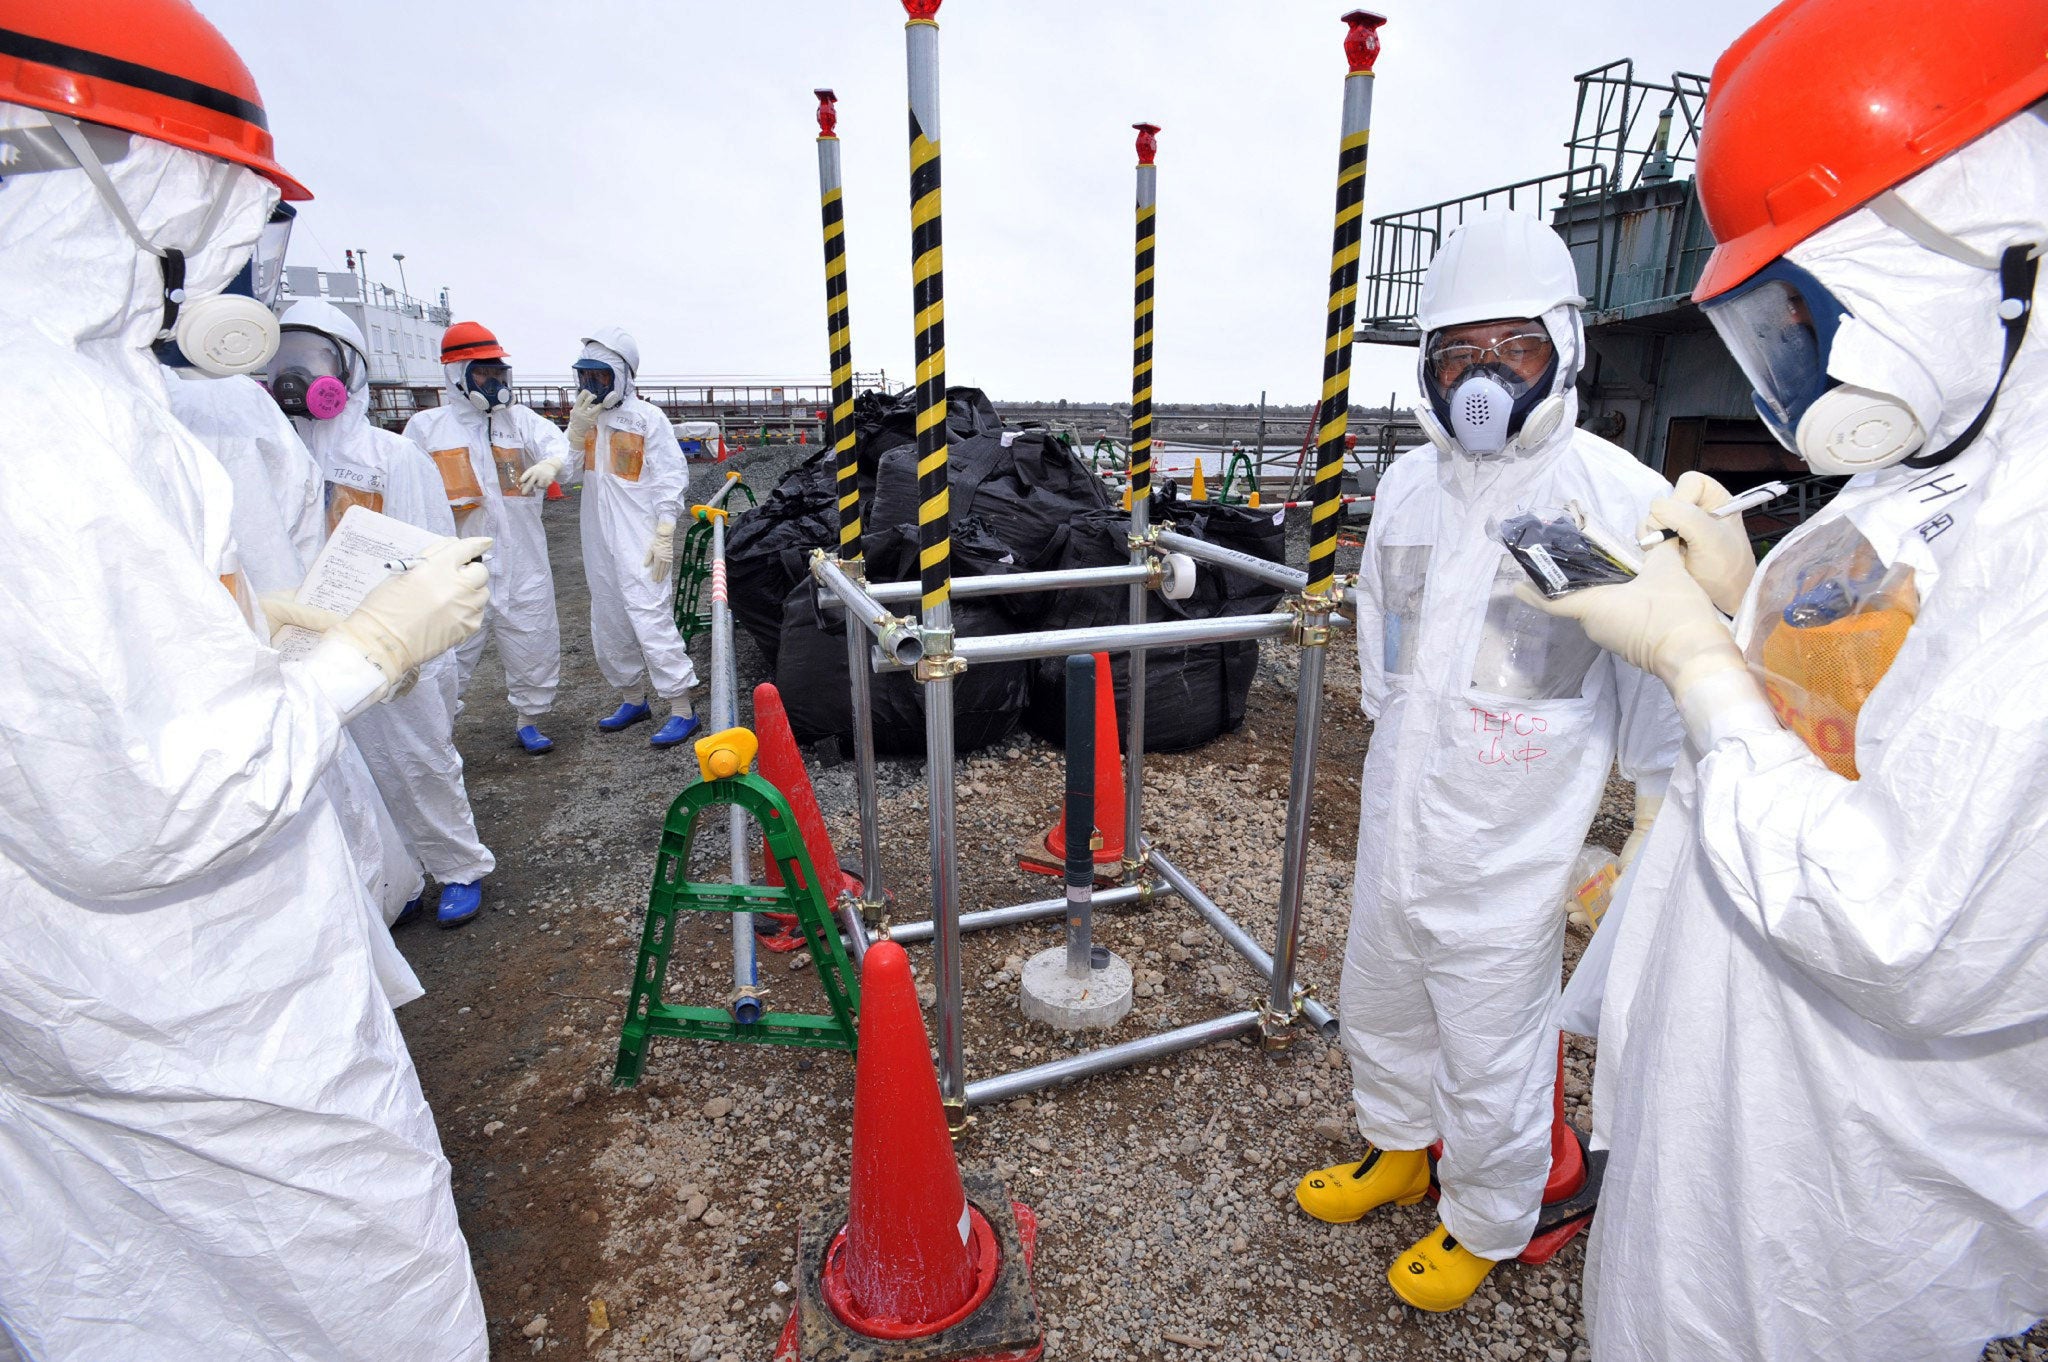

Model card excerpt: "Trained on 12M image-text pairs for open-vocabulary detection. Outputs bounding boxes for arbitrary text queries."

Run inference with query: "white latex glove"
[1618,790,1662,876]
[259,591,341,636]
[566,391,600,448]
[329,536,493,686]
[644,518,677,584]
[517,455,564,496]
[1521,540,1775,748]
[1640,471,1757,616]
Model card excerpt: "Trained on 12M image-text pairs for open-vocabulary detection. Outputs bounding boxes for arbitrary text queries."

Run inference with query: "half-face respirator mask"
[22,115,291,376]
[268,327,363,420]
[1420,323,1565,457]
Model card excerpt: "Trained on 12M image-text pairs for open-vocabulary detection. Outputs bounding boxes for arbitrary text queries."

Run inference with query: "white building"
[279,266,450,387]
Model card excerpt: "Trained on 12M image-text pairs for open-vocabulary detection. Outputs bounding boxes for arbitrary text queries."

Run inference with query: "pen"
[1638,480,1789,549]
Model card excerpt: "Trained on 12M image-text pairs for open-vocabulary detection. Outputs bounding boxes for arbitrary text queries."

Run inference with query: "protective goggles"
[1424,328,1553,393]
[1698,257,1851,450]
[573,358,616,399]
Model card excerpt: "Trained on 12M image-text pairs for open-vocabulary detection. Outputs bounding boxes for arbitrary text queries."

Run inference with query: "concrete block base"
[1018,946,1133,1032]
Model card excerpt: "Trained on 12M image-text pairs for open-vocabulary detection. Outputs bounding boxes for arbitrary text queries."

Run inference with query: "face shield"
[268,326,363,420]
[244,201,295,309]
[459,359,514,412]
[573,357,616,403]
[1698,257,1852,451]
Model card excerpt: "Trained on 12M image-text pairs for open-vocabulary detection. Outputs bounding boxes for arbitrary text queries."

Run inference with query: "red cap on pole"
[902,0,942,17]
[820,942,1000,1337]
[814,88,838,137]
[1342,10,1386,73]
[1132,122,1161,165]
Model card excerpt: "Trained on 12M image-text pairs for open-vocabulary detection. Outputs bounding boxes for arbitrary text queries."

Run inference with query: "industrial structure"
[1356,59,1807,495]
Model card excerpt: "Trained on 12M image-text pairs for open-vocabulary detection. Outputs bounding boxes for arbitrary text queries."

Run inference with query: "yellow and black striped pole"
[1265,10,1385,1044]
[1306,10,1382,598]
[818,88,888,928]
[815,89,861,562]
[905,0,950,621]
[1128,123,1159,520]
[1123,122,1161,875]
[902,0,966,1127]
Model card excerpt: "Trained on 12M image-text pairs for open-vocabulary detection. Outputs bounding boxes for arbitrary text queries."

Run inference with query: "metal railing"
[1357,60,1716,340]
[1356,166,1607,336]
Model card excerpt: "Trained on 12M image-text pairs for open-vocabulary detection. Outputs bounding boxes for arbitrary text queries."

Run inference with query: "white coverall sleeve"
[1353,505,1392,721]
[0,433,366,900]
[1695,600,2048,1039]
[643,411,690,524]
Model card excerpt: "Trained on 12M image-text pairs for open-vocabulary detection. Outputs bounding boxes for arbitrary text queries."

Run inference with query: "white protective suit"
[1586,114,2048,1359]
[287,302,497,888]
[166,369,427,939]
[569,336,698,705]
[1344,398,1682,1260]
[404,379,569,721]
[0,104,485,1359]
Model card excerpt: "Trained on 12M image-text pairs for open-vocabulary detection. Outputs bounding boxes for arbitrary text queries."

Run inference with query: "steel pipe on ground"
[1146,846,1336,1036]
[963,1010,1262,1108]
[885,883,1162,945]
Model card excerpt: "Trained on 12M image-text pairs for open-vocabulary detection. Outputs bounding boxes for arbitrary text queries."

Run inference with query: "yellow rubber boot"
[1293,1145,1432,1224]
[1388,1223,1498,1312]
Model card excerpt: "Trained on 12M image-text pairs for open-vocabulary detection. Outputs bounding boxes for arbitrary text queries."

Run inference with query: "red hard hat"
[0,0,310,200]
[1693,0,2048,301]
[441,321,507,364]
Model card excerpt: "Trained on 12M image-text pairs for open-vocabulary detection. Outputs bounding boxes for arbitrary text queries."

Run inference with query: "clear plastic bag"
[1496,503,1640,600]
[1745,516,1918,779]
[1562,844,1619,929]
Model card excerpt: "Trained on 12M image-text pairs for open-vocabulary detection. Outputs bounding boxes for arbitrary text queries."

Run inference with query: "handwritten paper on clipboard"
[271,505,444,661]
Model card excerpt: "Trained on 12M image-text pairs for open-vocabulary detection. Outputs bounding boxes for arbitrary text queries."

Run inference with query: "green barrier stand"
[613,769,860,1085]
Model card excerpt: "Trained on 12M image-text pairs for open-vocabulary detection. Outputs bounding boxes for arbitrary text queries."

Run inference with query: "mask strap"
[1903,243,2040,470]
[1870,190,2003,271]
[47,114,240,341]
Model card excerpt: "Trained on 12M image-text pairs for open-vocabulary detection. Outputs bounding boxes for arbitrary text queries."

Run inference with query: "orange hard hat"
[1693,0,2048,302]
[441,321,507,364]
[0,0,310,200]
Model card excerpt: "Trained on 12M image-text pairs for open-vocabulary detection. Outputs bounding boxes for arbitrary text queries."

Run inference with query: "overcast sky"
[201,1,1764,405]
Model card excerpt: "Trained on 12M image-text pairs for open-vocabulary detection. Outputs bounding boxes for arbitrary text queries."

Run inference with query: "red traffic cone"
[777,942,1043,1359]
[1517,1035,1599,1265]
[754,682,861,906]
[1019,651,1125,876]
[545,480,565,500]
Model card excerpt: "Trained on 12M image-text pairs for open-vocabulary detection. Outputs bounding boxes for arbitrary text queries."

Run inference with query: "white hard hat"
[1415,211,1585,333]
[581,325,641,376]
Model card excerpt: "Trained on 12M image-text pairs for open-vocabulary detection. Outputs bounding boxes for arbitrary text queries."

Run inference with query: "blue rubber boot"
[437,881,483,929]
[516,724,553,754]
[650,713,701,748]
[599,700,653,732]
[394,896,423,928]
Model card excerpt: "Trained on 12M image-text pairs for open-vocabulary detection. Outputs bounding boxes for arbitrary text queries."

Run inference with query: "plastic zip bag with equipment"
[1495,503,1641,599]
[1744,516,1918,779]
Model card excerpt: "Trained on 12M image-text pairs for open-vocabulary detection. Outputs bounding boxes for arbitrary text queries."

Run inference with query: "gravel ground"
[395,439,2046,1361]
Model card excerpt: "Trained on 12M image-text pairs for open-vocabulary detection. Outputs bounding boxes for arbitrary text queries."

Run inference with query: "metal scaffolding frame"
[796,9,1383,1130]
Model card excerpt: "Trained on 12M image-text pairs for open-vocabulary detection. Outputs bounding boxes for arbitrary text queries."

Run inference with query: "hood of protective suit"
[1784,106,2048,458]
[276,298,375,460]
[0,101,275,397]
[577,338,636,406]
